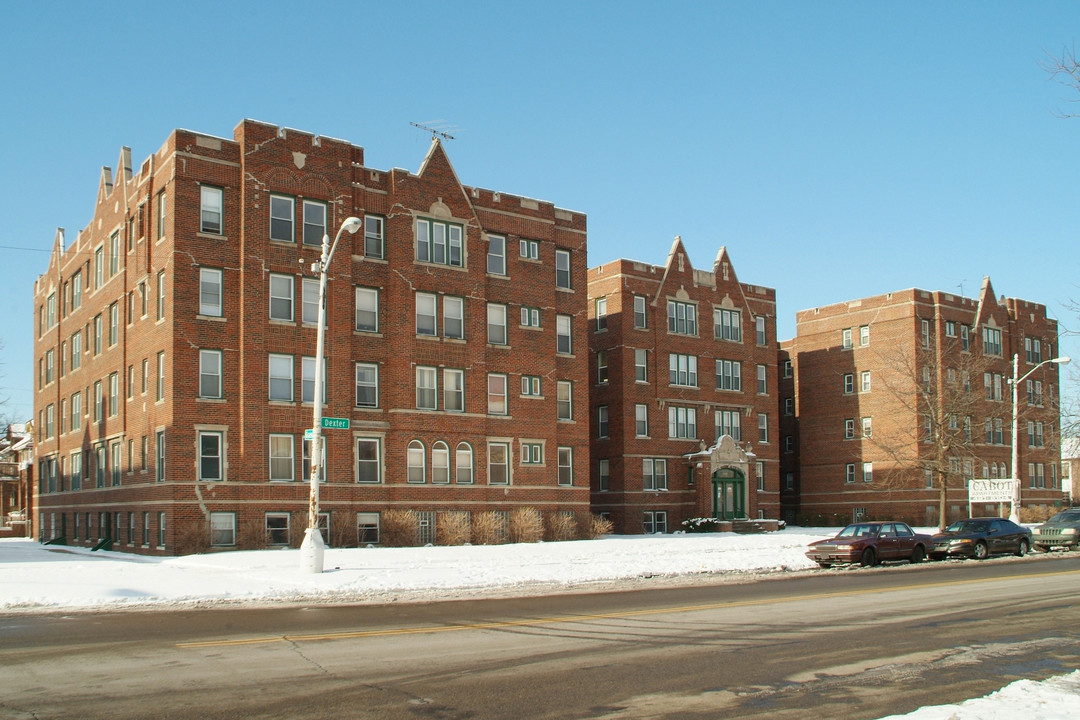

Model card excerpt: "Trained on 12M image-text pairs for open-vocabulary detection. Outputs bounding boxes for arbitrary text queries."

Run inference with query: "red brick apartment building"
[587,240,780,534]
[32,119,590,554]
[782,279,1064,526]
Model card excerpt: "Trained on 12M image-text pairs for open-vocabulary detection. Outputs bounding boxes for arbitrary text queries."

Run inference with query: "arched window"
[432,441,450,484]
[455,442,474,484]
[407,440,425,484]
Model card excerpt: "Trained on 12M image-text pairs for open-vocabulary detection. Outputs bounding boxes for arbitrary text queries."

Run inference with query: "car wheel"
[816,562,831,569]
[1033,544,1048,553]
[860,548,877,567]
[910,545,925,564]
[973,541,989,560]
[1016,539,1029,557]
[929,554,944,561]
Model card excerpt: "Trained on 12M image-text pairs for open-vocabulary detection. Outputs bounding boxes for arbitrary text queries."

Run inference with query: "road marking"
[176,567,1080,649]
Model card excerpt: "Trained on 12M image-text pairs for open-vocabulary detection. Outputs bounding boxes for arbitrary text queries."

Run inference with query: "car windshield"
[837,523,880,538]
[945,520,989,533]
[1049,510,1080,523]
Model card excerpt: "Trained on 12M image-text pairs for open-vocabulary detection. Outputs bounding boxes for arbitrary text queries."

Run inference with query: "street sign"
[304,429,314,440]
[321,417,350,430]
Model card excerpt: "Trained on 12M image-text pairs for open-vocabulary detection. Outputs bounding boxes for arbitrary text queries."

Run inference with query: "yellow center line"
[176,567,1080,649]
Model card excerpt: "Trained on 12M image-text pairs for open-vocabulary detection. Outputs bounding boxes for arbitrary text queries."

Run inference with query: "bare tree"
[1043,47,1080,118]
[864,336,1005,531]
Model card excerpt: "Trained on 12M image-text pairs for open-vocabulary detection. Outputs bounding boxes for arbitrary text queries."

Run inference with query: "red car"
[806,522,933,568]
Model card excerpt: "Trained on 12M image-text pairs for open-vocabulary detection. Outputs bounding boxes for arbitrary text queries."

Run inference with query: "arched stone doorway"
[685,435,754,521]
[712,466,745,520]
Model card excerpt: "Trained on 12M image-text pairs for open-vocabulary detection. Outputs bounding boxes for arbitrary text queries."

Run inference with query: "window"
[200,268,223,317]
[1028,421,1045,447]
[668,300,698,335]
[443,368,464,412]
[70,450,82,491]
[431,441,450,484]
[416,366,437,410]
[45,349,54,385]
[862,417,872,438]
[843,373,854,394]
[845,463,856,484]
[301,278,319,325]
[861,371,871,392]
[598,406,609,437]
[758,413,769,442]
[859,325,870,347]
[520,306,541,328]
[555,249,571,289]
[521,375,542,396]
[983,327,1002,356]
[863,462,873,483]
[266,513,290,545]
[598,459,610,491]
[109,232,119,277]
[633,295,647,329]
[643,459,667,491]
[95,445,106,487]
[200,186,223,234]
[355,287,379,332]
[443,296,464,339]
[72,271,82,310]
[46,292,56,328]
[522,442,543,465]
[961,325,970,351]
[358,512,380,545]
[921,319,931,347]
[519,239,539,259]
[301,356,326,404]
[269,274,294,321]
[668,406,697,439]
[269,434,293,481]
[756,461,765,490]
[270,195,294,242]
[597,351,609,384]
[159,512,167,548]
[487,234,506,275]
[407,440,426,483]
[94,314,102,354]
[784,397,794,415]
[783,359,792,378]
[302,439,326,483]
[416,292,437,336]
[713,308,740,341]
[364,215,384,259]
[199,350,222,398]
[845,418,856,439]
[715,410,741,441]
[44,404,54,438]
[142,511,151,545]
[669,354,698,387]
[636,404,649,437]
[198,431,223,481]
[302,200,327,246]
[456,443,474,484]
[783,436,794,454]
[716,359,741,391]
[352,362,378,408]
[755,316,767,346]
[842,328,852,349]
[109,376,119,421]
[210,512,236,546]
[94,246,104,289]
[356,437,381,484]
[556,314,572,354]
[635,348,648,382]
[109,303,119,346]
[558,447,573,486]
[984,372,1003,401]
[1025,337,1043,364]
[595,297,607,331]
[487,303,508,345]
[946,321,956,337]
[557,381,572,421]
[268,354,293,401]
[70,392,81,432]
[643,511,668,534]
[756,364,767,394]
[416,218,463,266]
[488,442,510,485]
[487,373,508,415]
[93,381,103,422]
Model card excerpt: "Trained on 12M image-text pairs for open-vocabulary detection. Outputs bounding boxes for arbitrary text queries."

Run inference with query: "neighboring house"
[1062,437,1079,505]
[783,278,1064,526]
[587,241,780,533]
[0,423,33,538]
[32,120,589,554]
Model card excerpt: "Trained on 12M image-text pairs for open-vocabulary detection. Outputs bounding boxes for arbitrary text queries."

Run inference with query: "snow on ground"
[1,527,1076,718]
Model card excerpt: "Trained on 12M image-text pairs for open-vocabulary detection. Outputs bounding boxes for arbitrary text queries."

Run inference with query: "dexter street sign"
[321,417,350,430]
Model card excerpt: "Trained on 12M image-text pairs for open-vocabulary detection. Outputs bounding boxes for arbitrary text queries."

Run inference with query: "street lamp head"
[342,216,362,234]
[1052,356,1071,365]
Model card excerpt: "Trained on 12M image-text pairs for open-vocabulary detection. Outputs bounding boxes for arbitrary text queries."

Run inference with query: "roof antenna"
[410,121,456,141]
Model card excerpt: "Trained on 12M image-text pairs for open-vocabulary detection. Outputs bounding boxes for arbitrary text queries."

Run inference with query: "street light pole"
[1008,353,1070,524]
[300,216,362,573]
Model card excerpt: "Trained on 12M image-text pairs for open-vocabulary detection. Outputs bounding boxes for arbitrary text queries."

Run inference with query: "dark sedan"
[929,517,1032,560]
[806,522,932,567]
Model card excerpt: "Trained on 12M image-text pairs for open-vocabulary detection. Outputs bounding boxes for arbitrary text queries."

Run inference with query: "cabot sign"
[968,478,1016,503]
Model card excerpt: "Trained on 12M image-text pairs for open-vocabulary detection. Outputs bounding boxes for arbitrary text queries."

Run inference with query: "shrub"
[237,519,265,550]
[471,511,507,545]
[1019,505,1057,523]
[438,511,471,546]
[546,511,578,541]
[381,509,418,547]
[585,514,614,539]
[174,519,211,555]
[509,507,543,543]
[330,517,357,548]
[682,517,721,533]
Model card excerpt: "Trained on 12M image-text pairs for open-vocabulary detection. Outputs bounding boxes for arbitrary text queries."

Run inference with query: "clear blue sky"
[1,1,1078,423]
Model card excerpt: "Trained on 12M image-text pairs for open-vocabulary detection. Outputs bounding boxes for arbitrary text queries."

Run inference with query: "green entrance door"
[712,467,745,520]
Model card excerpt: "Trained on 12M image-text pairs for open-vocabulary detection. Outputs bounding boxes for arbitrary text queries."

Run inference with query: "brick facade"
[783,280,1065,526]
[32,120,590,554]
[587,240,780,533]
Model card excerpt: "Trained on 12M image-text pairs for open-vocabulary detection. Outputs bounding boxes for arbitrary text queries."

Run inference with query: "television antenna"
[410,121,456,141]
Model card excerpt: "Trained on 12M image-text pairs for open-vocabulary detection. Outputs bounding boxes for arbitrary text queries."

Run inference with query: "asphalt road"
[2,554,1079,720]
